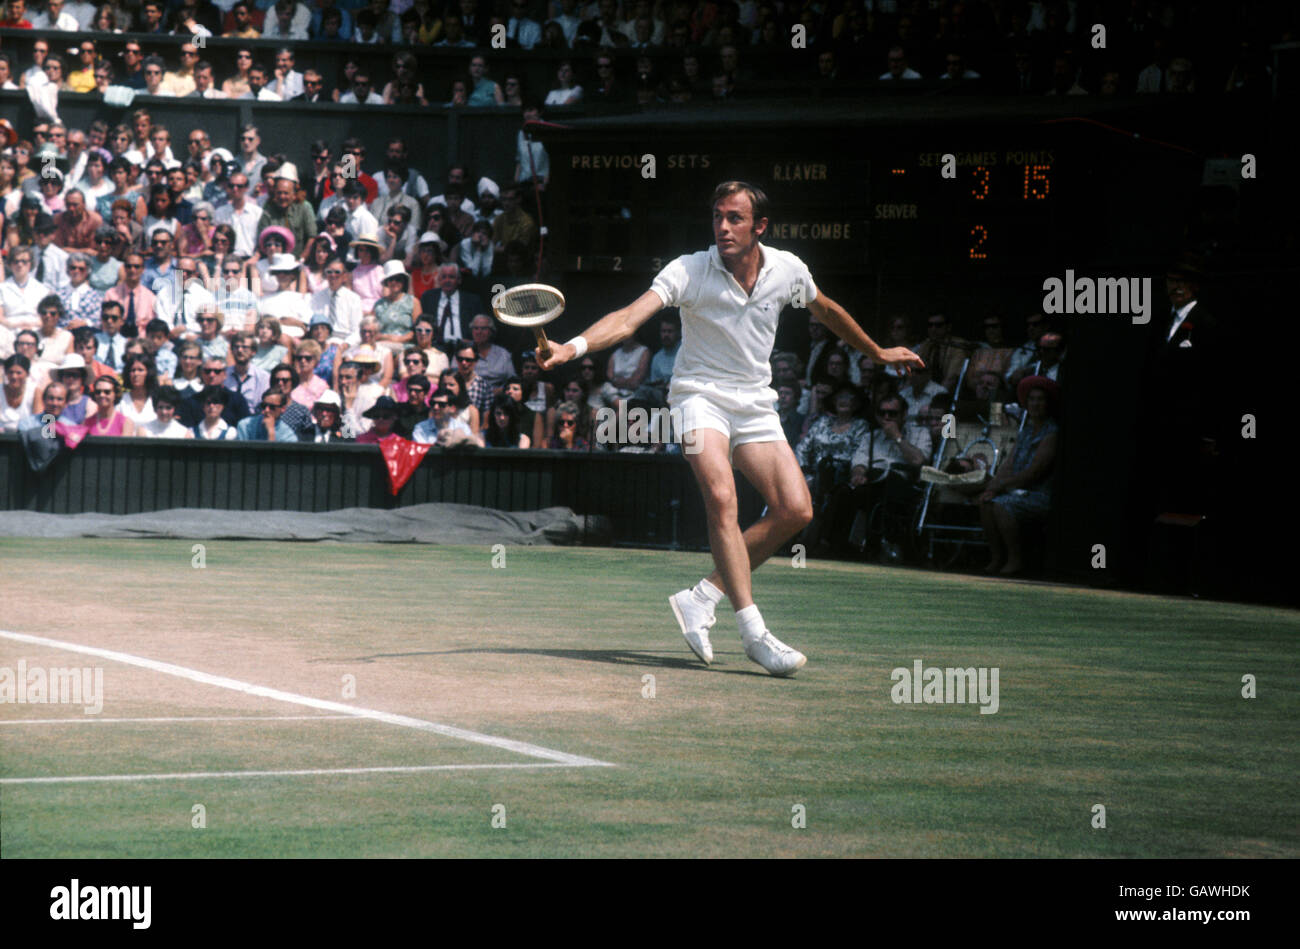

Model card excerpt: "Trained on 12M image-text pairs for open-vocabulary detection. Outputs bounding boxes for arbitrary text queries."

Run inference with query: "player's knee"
[788,497,814,529]
[703,485,737,518]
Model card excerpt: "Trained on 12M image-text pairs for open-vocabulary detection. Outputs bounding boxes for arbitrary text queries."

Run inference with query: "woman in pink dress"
[86,376,136,437]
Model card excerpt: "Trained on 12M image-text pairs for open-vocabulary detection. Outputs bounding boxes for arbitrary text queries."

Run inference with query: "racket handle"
[533,328,552,362]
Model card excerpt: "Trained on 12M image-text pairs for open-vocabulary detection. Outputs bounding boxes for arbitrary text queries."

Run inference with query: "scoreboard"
[541,116,1095,277]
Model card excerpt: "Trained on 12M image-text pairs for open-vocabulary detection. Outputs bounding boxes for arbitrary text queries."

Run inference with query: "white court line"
[0,715,361,726]
[0,629,614,769]
[1,762,579,786]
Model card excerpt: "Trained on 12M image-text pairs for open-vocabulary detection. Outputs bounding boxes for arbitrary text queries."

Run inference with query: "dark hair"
[486,394,524,447]
[200,386,229,408]
[270,362,299,387]
[37,294,64,319]
[145,318,170,336]
[122,353,158,392]
[72,326,99,347]
[152,384,182,409]
[4,353,31,373]
[710,180,770,222]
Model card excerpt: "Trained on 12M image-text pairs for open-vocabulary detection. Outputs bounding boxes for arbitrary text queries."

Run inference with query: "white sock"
[693,578,724,607]
[736,604,765,642]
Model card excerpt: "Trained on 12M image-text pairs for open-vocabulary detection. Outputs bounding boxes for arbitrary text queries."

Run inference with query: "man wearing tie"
[419,264,485,351]
[506,0,541,48]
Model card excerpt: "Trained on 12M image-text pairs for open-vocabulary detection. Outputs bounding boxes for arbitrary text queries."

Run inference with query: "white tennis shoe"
[743,630,807,677]
[669,589,715,664]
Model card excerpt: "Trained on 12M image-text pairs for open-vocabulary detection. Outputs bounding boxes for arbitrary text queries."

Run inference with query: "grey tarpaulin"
[0,504,612,545]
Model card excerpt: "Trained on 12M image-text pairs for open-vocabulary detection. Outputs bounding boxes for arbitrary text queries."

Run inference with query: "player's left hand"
[875,347,925,375]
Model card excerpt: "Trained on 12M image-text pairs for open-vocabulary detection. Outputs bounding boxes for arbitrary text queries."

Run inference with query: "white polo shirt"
[650,243,816,390]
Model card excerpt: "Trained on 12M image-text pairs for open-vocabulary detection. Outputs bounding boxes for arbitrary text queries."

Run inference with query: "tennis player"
[539,182,924,675]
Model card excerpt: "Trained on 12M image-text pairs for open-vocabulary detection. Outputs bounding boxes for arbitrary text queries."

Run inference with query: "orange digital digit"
[972,165,989,200]
[969,225,989,260]
[1023,164,1051,199]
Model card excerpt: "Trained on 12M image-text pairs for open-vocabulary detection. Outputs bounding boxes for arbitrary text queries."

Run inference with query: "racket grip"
[533,328,552,362]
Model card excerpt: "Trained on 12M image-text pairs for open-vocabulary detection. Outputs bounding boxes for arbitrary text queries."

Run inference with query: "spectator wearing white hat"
[373,260,421,354]
[54,353,94,423]
[349,233,385,312]
[303,388,348,442]
[475,178,503,223]
[407,231,447,299]
[258,253,312,339]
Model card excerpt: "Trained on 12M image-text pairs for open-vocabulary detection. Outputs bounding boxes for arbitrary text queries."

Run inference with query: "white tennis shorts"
[668,379,785,454]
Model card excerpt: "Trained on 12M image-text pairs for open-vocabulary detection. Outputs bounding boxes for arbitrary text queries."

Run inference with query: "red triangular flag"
[56,421,91,450]
[378,434,432,496]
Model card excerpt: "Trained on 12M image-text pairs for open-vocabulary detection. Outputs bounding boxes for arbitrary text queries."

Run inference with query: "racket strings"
[497,288,562,319]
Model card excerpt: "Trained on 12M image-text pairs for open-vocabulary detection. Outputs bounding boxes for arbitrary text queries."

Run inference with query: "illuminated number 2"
[1023,164,1051,199]
[969,225,988,260]
[971,165,989,200]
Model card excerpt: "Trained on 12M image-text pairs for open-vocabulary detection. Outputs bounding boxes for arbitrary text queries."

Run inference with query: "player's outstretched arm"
[537,290,664,371]
[809,292,925,374]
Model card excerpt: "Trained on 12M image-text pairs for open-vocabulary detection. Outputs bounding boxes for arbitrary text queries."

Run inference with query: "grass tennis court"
[1,537,1295,858]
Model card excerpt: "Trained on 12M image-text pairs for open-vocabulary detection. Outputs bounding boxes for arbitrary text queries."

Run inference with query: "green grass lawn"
[0,539,1295,858]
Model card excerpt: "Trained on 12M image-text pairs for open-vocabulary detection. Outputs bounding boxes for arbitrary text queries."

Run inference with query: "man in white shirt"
[341,182,378,238]
[64,0,96,27]
[0,247,51,330]
[537,181,923,676]
[153,257,214,337]
[27,217,69,295]
[270,47,305,100]
[505,0,542,47]
[309,260,363,343]
[338,69,385,104]
[31,0,78,29]
[213,170,262,256]
[243,64,284,101]
[880,46,922,80]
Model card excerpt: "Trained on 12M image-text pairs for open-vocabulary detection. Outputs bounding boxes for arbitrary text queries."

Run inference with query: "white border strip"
[1,762,578,786]
[0,715,360,726]
[0,630,614,769]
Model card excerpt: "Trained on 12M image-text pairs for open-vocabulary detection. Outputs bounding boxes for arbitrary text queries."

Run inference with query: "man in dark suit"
[1141,261,1225,511]
[180,357,252,427]
[418,263,485,351]
[289,69,330,102]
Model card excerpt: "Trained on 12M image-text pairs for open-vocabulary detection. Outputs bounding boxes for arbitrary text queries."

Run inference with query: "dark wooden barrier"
[0,434,765,548]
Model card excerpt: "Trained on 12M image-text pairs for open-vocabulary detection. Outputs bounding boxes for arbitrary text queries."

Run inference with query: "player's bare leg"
[685,428,761,609]
[703,438,813,598]
[671,430,810,675]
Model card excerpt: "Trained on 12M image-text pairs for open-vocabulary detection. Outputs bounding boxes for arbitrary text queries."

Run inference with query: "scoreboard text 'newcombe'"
[917,150,1057,167]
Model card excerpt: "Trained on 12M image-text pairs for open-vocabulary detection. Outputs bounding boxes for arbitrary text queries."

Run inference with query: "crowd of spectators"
[0,1,1288,109]
[778,307,1063,572]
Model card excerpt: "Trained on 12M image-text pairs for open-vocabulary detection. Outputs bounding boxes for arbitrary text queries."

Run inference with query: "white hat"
[417,231,443,246]
[276,161,300,184]
[209,147,234,165]
[380,259,408,283]
[313,390,342,409]
[477,177,499,199]
[268,252,300,273]
[58,353,89,378]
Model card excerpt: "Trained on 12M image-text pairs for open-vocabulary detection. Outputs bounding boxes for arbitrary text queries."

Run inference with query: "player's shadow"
[315,647,766,675]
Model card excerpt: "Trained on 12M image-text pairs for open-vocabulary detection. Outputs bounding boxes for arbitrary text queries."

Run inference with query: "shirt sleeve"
[790,256,818,306]
[649,255,691,309]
